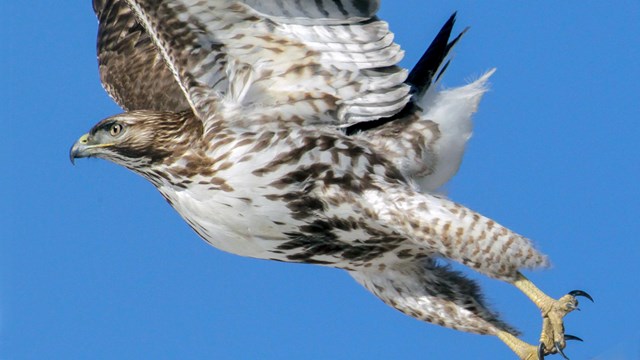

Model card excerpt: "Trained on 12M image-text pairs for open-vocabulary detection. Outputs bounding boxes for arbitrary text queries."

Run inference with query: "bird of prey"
[70,1,591,358]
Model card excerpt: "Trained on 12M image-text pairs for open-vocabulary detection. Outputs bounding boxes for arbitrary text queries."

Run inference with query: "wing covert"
[242,0,379,24]
[94,0,191,111]
[120,0,411,125]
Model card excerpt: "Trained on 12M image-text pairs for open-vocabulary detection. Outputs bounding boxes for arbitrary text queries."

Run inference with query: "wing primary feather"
[434,59,451,83]
[405,12,463,94]
[95,0,192,111]
[344,12,463,136]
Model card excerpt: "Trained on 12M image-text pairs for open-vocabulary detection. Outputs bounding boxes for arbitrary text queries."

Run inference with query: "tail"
[348,14,493,193]
[406,13,494,191]
[354,70,495,191]
[415,69,495,192]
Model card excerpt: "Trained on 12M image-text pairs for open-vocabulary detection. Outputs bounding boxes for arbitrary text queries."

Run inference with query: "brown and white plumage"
[71,1,591,358]
[95,0,191,111]
[93,0,492,191]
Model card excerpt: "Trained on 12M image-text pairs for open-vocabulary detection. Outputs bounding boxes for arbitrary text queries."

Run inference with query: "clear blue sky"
[2,1,639,359]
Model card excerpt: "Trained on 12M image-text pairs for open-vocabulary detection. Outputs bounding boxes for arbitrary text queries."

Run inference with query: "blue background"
[2,1,639,359]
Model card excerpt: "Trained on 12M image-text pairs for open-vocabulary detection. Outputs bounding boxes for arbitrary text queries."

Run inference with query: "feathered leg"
[366,186,549,280]
[364,186,590,358]
[349,258,518,336]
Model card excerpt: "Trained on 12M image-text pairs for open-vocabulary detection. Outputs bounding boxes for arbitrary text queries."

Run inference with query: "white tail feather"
[416,68,496,192]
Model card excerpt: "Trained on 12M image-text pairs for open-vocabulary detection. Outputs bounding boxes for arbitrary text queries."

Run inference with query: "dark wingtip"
[406,12,464,92]
[344,12,466,136]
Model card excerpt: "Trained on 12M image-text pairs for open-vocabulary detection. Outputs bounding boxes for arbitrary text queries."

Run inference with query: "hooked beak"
[69,133,113,165]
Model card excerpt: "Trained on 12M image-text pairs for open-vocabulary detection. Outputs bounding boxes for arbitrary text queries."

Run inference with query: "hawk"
[70,1,591,358]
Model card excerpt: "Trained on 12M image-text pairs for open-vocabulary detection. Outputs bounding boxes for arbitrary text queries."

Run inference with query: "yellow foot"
[498,330,584,359]
[537,291,591,358]
[512,273,593,359]
[497,331,540,359]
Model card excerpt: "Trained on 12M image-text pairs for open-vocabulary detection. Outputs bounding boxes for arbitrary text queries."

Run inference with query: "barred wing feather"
[119,0,410,125]
[94,0,191,111]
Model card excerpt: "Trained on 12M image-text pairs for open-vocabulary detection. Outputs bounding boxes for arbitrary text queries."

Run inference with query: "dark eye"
[110,123,123,137]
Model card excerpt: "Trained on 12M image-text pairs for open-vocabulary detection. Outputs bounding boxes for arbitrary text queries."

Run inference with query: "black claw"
[555,342,570,359]
[537,343,546,360]
[568,290,594,302]
[564,334,583,342]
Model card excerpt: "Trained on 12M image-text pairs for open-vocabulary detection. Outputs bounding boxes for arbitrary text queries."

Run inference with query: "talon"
[564,334,583,342]
[508,275,591,360]
[537,342,545,359]
[568,290,594,302]
[555,341,570,359]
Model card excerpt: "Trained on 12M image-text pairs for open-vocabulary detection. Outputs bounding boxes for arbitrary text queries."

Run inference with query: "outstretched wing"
[116,0,411,125]
[94,0,191,111]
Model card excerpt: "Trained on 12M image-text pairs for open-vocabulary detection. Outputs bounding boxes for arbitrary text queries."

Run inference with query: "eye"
[109,123,123,137]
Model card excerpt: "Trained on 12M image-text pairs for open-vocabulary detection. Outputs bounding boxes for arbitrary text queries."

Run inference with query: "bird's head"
[70,110,201,171]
